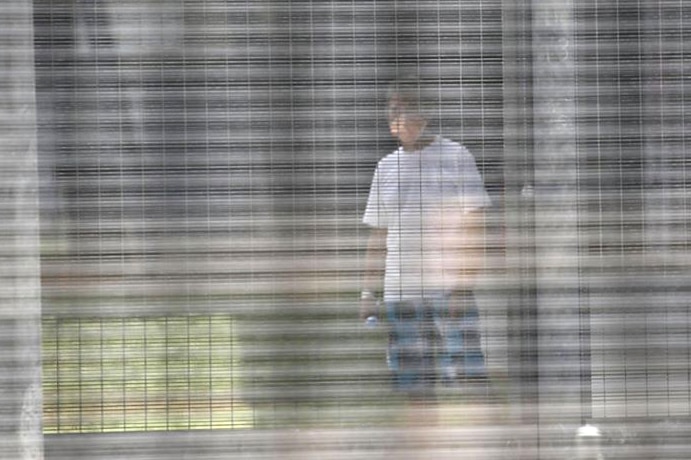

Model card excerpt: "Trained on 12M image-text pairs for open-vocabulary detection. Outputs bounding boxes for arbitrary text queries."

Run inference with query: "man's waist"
[383,288,474,302]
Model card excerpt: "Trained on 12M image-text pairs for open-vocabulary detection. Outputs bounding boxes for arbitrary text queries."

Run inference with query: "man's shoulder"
[436,138,477,166]
[376,149,403,170]
[438,137,470,155]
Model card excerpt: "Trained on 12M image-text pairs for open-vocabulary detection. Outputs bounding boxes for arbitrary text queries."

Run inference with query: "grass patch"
[42,315,254,434]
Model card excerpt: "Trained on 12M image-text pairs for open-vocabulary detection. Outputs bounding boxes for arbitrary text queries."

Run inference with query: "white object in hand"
[364,316,379,328]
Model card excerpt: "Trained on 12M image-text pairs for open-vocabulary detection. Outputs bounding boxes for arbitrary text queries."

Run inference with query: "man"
[360,78,492,400]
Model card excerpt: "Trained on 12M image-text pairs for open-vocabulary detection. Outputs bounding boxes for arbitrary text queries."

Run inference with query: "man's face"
[389,112,427,147]
[388,94,427,149]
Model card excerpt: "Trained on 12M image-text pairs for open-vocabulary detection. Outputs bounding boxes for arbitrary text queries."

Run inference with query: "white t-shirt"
[363,136,491,301]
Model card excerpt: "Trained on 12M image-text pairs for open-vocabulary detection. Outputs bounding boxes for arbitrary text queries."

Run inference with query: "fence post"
[0,0,43,458]
[531,0,585,456]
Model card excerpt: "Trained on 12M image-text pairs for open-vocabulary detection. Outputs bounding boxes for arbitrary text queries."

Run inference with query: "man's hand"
[360,227,387,320]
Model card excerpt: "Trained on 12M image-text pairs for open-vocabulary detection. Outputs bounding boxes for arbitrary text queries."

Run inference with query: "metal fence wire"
[17,0,691,458]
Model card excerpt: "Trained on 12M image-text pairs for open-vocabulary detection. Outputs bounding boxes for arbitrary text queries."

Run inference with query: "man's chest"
[379,160,460,212]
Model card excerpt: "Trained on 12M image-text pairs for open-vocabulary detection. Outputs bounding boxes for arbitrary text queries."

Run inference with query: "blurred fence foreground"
[1,0,691,458]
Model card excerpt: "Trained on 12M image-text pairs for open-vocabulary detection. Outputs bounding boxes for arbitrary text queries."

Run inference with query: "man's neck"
[402,135,435,153]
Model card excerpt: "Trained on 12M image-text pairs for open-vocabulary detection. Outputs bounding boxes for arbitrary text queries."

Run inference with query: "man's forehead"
[388,97,415,114]
[388,105,424,123]
[388,92,412,106]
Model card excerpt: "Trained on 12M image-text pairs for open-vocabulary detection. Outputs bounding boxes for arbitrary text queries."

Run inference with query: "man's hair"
[386,76,438,122]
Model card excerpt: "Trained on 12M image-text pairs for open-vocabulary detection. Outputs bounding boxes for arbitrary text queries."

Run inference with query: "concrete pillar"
[531,0,584,456]
[0,0,44,459]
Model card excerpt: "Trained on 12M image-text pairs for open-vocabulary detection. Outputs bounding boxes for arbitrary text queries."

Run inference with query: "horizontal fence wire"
[35,0,509,440]
[575,0,691,421]
[21,0,691,458]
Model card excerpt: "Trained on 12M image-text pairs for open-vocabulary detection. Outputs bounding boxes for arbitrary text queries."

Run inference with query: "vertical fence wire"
[27,0,691,458]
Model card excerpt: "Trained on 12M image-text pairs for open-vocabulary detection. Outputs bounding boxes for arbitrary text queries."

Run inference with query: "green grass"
[41,314,511,434]
[42,316,254,434]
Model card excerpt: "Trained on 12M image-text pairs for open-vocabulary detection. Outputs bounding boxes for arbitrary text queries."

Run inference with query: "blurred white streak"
[1,0,43,459]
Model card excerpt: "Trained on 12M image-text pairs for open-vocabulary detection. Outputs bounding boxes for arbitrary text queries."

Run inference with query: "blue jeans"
[385,290,485,394]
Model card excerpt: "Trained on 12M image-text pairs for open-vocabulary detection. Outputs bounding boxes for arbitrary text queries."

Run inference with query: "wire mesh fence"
[1,0,687,458]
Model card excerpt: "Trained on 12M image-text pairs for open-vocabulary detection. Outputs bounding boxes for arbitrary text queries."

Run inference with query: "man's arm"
[360,227,387,319]
[457,209,486,289]
[435,207,487,289]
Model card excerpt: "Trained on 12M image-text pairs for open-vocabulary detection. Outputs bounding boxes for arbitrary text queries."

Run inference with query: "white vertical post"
[532,0,583,455]
[0,0,43,458]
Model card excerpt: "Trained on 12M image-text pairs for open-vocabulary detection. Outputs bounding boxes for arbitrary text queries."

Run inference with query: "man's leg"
[459,299,486,378]
[439,291,486,381]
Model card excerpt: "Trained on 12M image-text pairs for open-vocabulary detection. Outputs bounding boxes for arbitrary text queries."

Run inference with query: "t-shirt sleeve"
[362,166,388,228]
[458,149,492,213]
